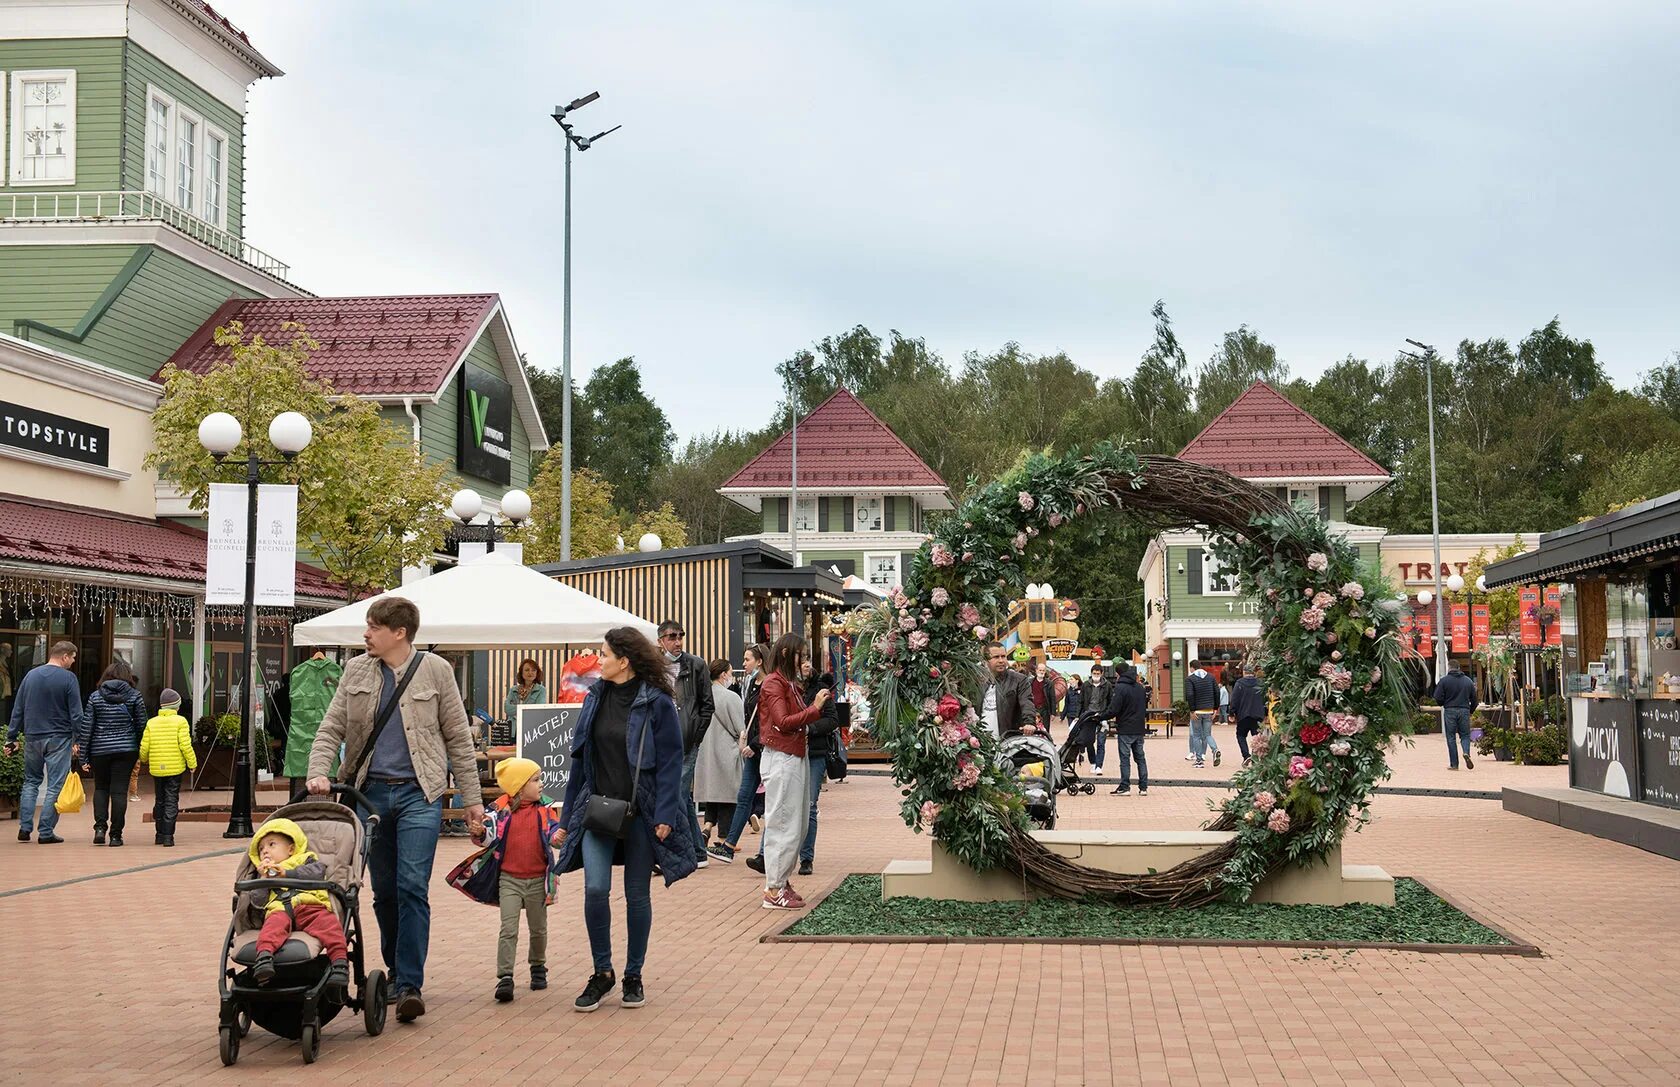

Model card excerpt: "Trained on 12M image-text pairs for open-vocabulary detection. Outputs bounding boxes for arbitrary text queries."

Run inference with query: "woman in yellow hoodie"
[240,816,349,996]
[138,688,195,847]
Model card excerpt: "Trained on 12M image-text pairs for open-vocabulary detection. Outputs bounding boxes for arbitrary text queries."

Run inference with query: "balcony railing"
[0,190,290,281]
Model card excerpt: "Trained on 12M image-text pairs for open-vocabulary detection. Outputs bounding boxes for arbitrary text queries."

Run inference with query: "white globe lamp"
[197,412,242,457]
[1446,573,1465,593]
[1475,575,1487,593]
[501,488,532,523]
[1417,589,1433,607]
[637,533,662,553]
[450,488,483,523]
[267,411,313,455]
[1042,583,1054,600]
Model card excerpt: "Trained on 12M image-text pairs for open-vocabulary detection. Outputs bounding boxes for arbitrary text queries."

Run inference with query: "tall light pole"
[785,361,811,566]
[198,409,312,839]
[551,93,620,561]
[1405,338,1449,681]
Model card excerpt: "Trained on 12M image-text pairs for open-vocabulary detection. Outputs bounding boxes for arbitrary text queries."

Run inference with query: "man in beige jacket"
[307,596,483,1024]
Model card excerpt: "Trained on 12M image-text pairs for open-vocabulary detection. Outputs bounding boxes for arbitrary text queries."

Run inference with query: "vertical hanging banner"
[1398,613,1416,657]
[255,484,298,606]
[1545,585,1563,645]
[1416,610,1433,655]
[1472,604,1491,647]
[205,483,247,605]
[1451,603,1470,653]
[1519,586,1542,645]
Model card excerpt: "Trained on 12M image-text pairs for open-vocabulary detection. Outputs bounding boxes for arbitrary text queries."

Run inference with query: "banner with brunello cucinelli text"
[1545,586,1563,645]
[1520,586,1542,646]
[1451,603,1470,653]
[1472,604,1490,647]
[205,484,298,606]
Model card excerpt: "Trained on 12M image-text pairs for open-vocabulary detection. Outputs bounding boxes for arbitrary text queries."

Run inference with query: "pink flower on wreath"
[908,630,930,651]
[1253,790,1277,812]
[1304,698,1323,711]
[1300,608,1325,631]
[969,736,981,748]
[1306,552,1329,573]
[922,697,938,715]
[1340,581,1365,600]
[937,695,962,721]
[1325,632,1338,644]
[1329,739,1352,757]
[890,586,909,608]
[1266,588,1279,601]
[1075,503,1086,515]
[958,603,981,629]
[899,615,917,632]
[1288,755,1314,780]
[1303,588,1314,599]
[1282,650,1295,664]
[1018,491,1035,511]
[1312,591,1336,610]
[938,720,969,747]
[1251,732,1271,757]
[1365,626,1377,638]
[974,626,990,639]
[953,756,981,790]
[963,552,974,562]
[1370,668,1383,683]
[1048,512,1065,528]
[1318,662,1336,678]
[1013,532,1029,552]
[919,800,941,825]
[877,634,898,659]
[1267,809,1292,833]
[1331,650,1342,661]
[931,543,955,568]
[931,588,950,607]
[1330,669,1353,691]
[1329,713,1367,737]
[1026,526,1038,538]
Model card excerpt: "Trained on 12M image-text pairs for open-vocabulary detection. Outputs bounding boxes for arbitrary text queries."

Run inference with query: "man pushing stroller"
[240,817,350,999]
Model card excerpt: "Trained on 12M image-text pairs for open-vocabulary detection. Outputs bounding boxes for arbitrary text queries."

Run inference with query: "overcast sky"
[219,1,1680,442]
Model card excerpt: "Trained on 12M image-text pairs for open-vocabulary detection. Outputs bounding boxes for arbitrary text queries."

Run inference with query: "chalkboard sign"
[516,704,579,798]
[1570,697,1636,799]
[1637,700,1680,810]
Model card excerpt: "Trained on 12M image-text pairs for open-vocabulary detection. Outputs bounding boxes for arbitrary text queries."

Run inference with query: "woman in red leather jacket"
[755,633,829,910]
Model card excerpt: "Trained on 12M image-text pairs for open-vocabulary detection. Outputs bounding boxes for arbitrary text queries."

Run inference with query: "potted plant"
[1170,699,1190,728]
[191,712,244,790]
[0,740,22,818]
[1514,725,1566,766]
[1474,719,1515,761]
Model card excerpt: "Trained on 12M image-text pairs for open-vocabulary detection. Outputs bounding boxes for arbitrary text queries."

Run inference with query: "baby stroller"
[1057,712,1101,796]
[217,784,387,1066]
[997,732,1062,829]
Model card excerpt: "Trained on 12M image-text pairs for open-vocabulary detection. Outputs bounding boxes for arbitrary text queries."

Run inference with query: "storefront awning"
[1485,489,1680,588]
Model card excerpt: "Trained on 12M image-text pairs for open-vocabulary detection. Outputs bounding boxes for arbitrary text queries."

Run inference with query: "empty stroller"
[997,732,1062,829]
[1057,712,1101,795]
[217,785,387,1065]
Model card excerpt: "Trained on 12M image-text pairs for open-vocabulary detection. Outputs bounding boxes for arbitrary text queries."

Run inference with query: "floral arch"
[853,445,1407,906]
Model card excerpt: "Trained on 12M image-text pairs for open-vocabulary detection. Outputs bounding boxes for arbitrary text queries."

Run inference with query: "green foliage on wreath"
[854,443,1410,901]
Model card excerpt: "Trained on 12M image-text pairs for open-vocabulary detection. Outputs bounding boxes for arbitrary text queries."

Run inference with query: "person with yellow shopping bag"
[5,641,83,844]
[56,766,85,814]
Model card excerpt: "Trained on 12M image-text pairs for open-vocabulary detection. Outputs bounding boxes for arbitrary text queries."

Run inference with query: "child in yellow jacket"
[138,688,195,847]
[238,817,350,997]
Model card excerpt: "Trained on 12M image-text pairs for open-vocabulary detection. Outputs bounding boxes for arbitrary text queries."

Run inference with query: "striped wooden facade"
[486,554,736,714]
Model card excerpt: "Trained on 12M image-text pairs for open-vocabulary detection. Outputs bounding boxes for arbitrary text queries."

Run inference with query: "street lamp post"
[198,409,312,840]
[551,93,620,562]
[449,487,533,554]
[1406,339,1449,681]
[785,360,812,567]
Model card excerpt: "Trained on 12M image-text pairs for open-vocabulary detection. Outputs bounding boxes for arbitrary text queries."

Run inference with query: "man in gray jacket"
[308,597,482,1025]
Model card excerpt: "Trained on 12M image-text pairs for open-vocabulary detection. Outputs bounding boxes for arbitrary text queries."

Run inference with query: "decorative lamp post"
[199,409,312,840]
[450,487,533,554]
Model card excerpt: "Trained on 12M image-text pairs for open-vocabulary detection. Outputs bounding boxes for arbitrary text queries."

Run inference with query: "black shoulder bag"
[582,704,648,839]
[337,652,425,785]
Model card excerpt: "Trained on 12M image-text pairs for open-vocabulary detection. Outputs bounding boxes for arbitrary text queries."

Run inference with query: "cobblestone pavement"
[3,734,1674,1086]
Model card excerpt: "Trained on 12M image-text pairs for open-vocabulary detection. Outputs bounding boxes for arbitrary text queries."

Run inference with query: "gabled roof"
[0,494,344,602]
[158,294,549,450]
[719,388,950,511]
[1179,381,1389,498]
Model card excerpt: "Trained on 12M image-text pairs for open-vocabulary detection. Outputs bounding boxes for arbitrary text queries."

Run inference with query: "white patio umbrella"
[293,551,656,648]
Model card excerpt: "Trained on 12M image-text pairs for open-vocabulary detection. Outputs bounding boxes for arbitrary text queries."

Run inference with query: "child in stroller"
[996,732,1062,829]
[218,785,388,1066]
[1056,712,1102,795]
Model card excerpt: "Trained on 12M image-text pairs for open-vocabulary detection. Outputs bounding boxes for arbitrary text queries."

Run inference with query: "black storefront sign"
[516,704,578,797]
[0,400,109,468]
[457,367,513,485]
[1637,700,1680,810]
[1571,697,1638,800]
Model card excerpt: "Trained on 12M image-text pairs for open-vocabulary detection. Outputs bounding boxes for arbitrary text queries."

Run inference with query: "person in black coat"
[1432,660,1478,770]
[1104,665,1150,795]
[1228,664,1268,766]
[982,643,1039,738]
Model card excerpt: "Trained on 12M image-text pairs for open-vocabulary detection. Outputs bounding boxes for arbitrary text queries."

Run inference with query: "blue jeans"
[1086,725,1107,769]
[1116,735,1147,790]
[363,780,442,995]
[724,753,762,848]
[680,747,706,861]
[1189,712,1219,761]
[800,755,826,864]
[1443,708,1473,768]
[19,734,73,837]
[581,826,654,976]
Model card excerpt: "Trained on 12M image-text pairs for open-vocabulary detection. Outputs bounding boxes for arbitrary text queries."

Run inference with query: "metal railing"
[0,189,290,280]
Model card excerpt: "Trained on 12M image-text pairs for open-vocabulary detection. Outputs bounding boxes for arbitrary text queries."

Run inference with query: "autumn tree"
[148,322,452,599]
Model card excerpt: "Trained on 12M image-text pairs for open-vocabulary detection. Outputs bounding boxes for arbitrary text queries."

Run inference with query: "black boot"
[252,951,276,986]
[324,960,349,1001]
[495,975,515,1003]
[160,834,175,847]
[93,826,106,845]
[530,964,548,991]
[108,834,124,847]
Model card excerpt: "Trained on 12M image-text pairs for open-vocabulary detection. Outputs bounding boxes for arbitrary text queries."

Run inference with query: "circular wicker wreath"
[854,444,1407,906]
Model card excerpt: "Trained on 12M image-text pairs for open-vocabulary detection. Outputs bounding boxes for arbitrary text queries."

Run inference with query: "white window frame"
[865,552,901,590]
[174,104,202,214]
[1287,485,1316,508]
[793,496,818,533]
[202,123,228,228]
[9,69,77,186]
[853,495,883,532]
[1201,547,1237,596]
[144,86,176,198]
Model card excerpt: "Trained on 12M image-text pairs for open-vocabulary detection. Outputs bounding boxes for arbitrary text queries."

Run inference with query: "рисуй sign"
[0,400,110,468]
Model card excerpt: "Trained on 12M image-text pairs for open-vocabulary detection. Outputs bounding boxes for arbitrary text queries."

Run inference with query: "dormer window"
[854,496,883,532]
[9,70,77,185]
[793,497,818,533]
[1288,485,1316,508]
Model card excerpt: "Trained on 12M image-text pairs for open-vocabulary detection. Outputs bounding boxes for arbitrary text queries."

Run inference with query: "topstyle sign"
[458,367,513,485]
[1,400,110,468]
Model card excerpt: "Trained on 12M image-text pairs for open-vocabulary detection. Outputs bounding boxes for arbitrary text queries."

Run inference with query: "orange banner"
[1519,586,1542,646]
[1399,614,1416,657]
[1472,604,1490,647]
[1545,585,1562,645]
[1416,610,1433,655]
[1451,603,1470,653]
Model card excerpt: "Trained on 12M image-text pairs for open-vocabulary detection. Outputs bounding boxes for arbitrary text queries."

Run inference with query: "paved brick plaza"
[5,731,1677,1086]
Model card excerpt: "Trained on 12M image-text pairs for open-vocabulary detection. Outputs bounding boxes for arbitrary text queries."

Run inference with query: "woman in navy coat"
[551,626,693,1012]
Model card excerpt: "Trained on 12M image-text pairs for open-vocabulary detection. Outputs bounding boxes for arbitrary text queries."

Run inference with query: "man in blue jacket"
[1432,660,1478,770]
[1184,660,1222,767]
[1229,664,1268,767]
[5,641,83,844]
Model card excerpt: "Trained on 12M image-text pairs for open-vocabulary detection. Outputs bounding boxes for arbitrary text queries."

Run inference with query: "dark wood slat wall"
[487,558,735,704]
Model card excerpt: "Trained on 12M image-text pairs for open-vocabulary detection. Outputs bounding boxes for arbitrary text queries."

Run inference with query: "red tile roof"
[719,388,949,493]
[1179,381,1389,479]
[160,295,501,397]
[0,495,345,601]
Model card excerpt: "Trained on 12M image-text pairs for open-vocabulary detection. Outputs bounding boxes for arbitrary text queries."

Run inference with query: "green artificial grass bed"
[780,875,1520,949]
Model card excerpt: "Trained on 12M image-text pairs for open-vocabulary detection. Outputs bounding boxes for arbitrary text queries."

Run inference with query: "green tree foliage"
[148,323,452,600]
[514,462,687,564]
[575,358,674,510]
[1194,325,1289,428]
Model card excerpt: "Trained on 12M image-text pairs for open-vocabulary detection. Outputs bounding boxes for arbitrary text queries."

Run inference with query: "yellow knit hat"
[495,757,542,798]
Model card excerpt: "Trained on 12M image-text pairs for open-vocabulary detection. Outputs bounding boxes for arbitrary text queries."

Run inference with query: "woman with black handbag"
[549,626,691,1012]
